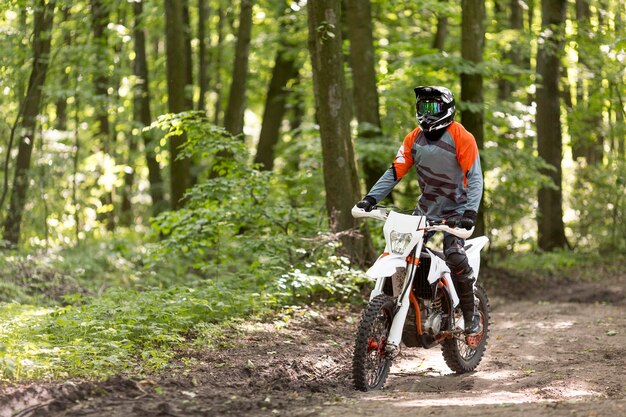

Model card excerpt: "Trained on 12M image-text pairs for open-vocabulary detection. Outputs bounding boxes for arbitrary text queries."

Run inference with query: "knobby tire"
[441,284,490,373]
[352,294,395,391]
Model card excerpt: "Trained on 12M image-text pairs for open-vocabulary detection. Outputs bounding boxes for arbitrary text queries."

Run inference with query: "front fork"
[384,269,415,354]
[381,271,463,354]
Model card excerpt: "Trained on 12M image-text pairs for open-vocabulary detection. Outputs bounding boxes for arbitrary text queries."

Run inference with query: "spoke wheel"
[441,285,490,374]
[352,295,395,391]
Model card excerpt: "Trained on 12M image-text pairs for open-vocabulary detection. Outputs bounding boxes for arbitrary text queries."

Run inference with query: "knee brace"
[444,239,473,283]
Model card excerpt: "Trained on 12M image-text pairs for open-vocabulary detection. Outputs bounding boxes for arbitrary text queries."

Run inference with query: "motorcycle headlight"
[389,231,413,255]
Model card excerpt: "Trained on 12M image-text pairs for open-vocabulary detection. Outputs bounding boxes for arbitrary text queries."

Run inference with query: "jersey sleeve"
[366,128,419,203]
[450,123,483,212]
[465,155,483,212]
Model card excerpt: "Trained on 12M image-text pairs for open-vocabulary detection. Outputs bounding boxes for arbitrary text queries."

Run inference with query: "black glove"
[356,196,376,212]
[446,210,476,230]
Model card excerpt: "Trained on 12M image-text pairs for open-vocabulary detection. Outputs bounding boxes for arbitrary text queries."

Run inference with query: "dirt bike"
[350,204,490,391]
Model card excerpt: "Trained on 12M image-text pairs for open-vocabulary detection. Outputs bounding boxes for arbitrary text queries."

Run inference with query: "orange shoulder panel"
[393,127,420,179]
[449,122,478,174]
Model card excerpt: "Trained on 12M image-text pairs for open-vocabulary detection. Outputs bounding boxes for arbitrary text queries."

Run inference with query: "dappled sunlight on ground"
[536,320,575,330]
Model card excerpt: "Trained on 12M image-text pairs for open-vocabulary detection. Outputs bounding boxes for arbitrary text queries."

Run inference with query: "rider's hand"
[457,210,476,230]
[446,210,476,230]
[356,196,376,212]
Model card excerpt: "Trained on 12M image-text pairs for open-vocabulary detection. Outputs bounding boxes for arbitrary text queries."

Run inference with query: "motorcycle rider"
[356,86,484,336]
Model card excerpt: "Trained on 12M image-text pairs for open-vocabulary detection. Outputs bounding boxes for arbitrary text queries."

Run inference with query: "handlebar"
[351,204,475,239]
[351,205,389,221]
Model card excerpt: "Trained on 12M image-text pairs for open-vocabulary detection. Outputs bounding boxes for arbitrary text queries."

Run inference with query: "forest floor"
[1,262,626,417]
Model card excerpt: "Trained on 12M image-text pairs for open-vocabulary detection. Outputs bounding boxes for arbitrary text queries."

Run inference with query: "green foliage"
[481,106,556,250]
[0,279,260,380]
[493,249,602,273]
[569,160,626,252]
[149,112,343,286]
[0,231,367,381]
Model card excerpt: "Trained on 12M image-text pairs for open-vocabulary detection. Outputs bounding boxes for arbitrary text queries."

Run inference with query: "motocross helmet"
[414,86,455,132]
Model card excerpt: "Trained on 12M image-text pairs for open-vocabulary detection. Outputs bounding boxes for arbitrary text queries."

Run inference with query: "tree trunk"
[133,0,166,215]
[91,0,110,148]
[432,0,448,51]
[572,0,603,164]
[307,0,374,266]
[223,0,253,136]
[55,5,71,130]
[254,2,299,171]
[2,0,56,245]
[165,0,192,209]
[496,0,525,100]
[616,4,626,160]
[536,0,568,251]
[460,0,486,237]
[91,0,116,231]
[213,4,225,126]
[182,0,194,109]
[345,0,385,192]
[198,0,211,112]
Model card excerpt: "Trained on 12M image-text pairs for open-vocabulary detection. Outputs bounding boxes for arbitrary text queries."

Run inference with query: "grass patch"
[0,241,367,381]
[490,249,626,286]
[492,249,604,273]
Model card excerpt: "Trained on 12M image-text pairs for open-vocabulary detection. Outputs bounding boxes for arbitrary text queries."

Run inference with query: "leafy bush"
[0,260,366,380]
[149,112,346,286]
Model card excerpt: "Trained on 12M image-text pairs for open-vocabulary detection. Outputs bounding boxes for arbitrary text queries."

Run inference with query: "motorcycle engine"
[424,311,443,335]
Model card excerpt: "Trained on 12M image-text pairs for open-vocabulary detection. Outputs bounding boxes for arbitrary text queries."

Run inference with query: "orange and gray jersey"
[367,121,483,219]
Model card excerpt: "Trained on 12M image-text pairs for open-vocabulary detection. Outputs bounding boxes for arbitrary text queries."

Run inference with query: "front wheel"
[352,294,395,391]
[441,284,490,374]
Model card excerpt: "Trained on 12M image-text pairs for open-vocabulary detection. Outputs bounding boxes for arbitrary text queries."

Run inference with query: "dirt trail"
[1,266,626,417]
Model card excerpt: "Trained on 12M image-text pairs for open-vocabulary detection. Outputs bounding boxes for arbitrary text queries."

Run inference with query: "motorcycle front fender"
[366,254,406,279]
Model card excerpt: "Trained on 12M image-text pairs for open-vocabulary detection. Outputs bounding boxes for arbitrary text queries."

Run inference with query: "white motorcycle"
[351,205,490,391]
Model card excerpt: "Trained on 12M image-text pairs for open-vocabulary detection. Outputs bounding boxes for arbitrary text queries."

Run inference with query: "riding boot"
[454,269,482,336]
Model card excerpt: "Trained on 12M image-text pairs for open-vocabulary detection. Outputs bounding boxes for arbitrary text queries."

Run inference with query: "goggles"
[417,100,442,115]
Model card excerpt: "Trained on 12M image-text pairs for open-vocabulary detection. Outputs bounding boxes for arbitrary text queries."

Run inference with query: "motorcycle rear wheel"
[441,284,490,374]
[352,294,395,391]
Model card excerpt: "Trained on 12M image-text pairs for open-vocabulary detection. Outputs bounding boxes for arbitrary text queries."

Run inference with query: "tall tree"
[307,0,374,265]
[2,0,56,245]
[345,0,384,191]
[165,0,192,209]
[223,0,253,136]
[254,2,300,171]
[213,3,225,125]
[182,0,194,109]
[55,4,71,130]
[496,0,525,100]
[572,0,604,164]
[536,0,568,250]
[460,0,485,236]
[432,0,449,51]
[197,0,211,112]
[133,0,165,215]
[91,0,116,230]
[616,1,626,159]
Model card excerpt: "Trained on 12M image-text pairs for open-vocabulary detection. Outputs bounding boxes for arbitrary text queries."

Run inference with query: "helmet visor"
[417,100,442,116]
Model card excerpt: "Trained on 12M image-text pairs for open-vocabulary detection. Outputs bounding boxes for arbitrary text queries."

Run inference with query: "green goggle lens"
[417,100,442,115]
